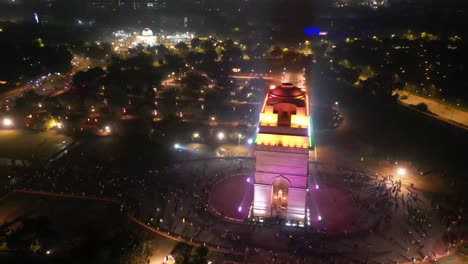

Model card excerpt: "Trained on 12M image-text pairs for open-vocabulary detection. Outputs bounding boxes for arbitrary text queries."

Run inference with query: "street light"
[2,118,13,127]
[192,132,200,139]
[217,132,225,140]
[237,133,242,145]
[397,167,406,176]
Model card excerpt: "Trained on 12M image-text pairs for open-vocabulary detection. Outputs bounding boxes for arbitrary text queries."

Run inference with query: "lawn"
[0,129,70,160]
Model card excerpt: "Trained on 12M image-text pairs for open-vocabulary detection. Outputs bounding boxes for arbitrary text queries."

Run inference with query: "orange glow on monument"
[252,82,314,221]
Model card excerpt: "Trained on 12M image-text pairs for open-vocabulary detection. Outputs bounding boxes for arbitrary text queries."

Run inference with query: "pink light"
[315,184,319,190]
[238,206,242,212]
[318,215,322,221]
[246,177,251,183]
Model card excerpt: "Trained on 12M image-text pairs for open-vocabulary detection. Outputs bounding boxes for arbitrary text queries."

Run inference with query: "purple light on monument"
[246,177,251,183]
[315,184,319,190]
[238,206,242,212]
[318,215,322,221]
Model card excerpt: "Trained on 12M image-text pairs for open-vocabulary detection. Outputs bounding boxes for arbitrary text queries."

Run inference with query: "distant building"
[252,83,314,221]
[122,28,194,48]
[135,28,157,46]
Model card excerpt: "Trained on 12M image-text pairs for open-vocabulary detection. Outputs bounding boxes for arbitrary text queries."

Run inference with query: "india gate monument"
[252,82,314,221]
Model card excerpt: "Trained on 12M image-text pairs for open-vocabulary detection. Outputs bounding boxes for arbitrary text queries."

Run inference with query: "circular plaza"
[208,173,363,235]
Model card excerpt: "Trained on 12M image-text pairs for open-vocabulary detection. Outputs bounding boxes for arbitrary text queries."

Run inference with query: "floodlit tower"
[252,83,314,221]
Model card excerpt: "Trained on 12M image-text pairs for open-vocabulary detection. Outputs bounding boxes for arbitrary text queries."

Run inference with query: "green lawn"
[437,254,468,264]
[0,129,71,160]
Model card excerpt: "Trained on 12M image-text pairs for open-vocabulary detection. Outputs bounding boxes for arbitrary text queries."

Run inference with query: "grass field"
[0,192,181,263]
[0,129,70,160]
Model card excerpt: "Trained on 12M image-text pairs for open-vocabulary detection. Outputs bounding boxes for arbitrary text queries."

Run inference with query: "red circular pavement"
[307,184,360,233]
[208,175,254,220]
[209,175,360,234]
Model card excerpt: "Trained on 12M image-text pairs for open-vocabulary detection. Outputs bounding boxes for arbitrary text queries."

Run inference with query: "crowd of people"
[3,146,466,263]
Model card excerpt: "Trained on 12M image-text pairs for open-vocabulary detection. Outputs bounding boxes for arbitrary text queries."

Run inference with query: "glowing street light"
[2,118,13,127]
[397,167,406,176]
[217,132,225,140]
[247,138,253,145]
[192,132,200,139]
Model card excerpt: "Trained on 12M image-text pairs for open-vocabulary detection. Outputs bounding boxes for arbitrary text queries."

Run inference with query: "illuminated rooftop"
[256,82,313,149]
[264,83,307,109]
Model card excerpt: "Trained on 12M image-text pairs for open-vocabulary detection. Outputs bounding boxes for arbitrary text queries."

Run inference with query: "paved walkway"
[395,90,468,129]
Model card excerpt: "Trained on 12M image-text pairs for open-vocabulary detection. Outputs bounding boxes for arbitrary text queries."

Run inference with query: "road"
[395,90,468,129]
[0,56,99,102]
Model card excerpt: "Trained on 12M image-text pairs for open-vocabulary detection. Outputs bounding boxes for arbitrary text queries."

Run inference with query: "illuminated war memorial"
[252,83,314,221]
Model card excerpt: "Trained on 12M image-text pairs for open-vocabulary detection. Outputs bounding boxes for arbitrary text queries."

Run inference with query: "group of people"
[5,152,466,264]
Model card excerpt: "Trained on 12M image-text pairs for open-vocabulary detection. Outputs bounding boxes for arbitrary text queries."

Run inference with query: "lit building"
[252,83,314,221]
[135,28,157,46]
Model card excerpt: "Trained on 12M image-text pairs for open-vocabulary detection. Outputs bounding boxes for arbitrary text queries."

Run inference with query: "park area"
[0,191,241,264]
[0,129,70,161]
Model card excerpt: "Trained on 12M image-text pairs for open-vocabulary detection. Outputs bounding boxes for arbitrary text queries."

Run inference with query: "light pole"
[237,133,242,145]
[397,167,406,182]
[335,101,339,112]
[217,132,225,141]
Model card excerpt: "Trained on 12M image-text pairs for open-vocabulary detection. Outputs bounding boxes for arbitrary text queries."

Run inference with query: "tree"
[414,102,429,112]
[81,42,112,60]
[221,46,243,63]
[180,72,208,99]
[203,50,218,62]
[175,42,189,52]
[190,38,201,49]
[165,54,185,72]
[222,39,235,50]
[105,53,162,97]
[120,240,152,264]
[186,51,204,65]
[249,43,268,59]
[190,246,209,264]
[201,40,215,51]
[270,47,283,57]
[105,84,127,112]
[156,44,170,57]
[72,67,106,89]
[174,253,186,264]
[204,86,229,115]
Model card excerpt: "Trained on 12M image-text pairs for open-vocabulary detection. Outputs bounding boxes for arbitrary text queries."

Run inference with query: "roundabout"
[207,173,362,235]
[159,158,451,263]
